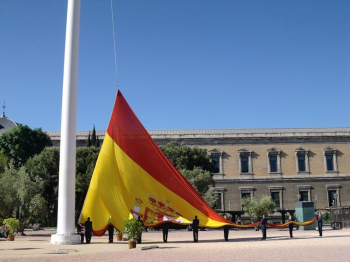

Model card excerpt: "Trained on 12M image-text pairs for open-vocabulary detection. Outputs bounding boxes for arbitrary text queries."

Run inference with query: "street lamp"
[315,195,317,210]
[334,193,338,207]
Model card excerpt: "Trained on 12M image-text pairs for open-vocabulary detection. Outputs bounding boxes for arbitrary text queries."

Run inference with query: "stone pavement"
[0,227,349,262]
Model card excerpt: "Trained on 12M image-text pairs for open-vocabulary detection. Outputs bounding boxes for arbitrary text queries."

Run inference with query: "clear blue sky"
[1,0,349,131]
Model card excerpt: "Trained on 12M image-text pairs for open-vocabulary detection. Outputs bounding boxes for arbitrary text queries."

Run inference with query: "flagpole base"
[50,234,81,245]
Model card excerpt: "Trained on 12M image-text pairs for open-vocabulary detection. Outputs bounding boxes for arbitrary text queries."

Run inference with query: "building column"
[248,152,253,173]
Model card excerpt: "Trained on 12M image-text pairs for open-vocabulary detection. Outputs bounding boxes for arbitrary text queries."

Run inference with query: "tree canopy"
[242,196,276,222]
[0,124,52,168]
[0,166,47,232]
[160,142,214,172]
[160,142,217,207]
[75,147,100,221]
[25,148,60,226]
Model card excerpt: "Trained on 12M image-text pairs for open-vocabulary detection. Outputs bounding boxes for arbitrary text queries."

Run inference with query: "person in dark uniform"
[77,223,84,244]
[84,217,93,244]
[162,222,170,242]
[192,216,199,242]
[108,224,114,243]
[223,214,230,241]
[260,214,267,240]
[287,214,294,238]
[317,212,323,237]
[137,216,143,244]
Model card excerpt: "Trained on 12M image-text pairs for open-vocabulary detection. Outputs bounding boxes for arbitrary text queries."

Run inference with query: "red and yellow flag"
[79,91,228,235]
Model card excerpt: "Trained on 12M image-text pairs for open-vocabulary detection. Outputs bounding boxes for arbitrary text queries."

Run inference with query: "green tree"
[25,148,60,226]
[242,196,276,222]
[87,132,92,147]
[160,142,217,207]
[180,167,214,196]
[160,142,214,172]
[0,124,52,168]
[16,167,47,232]
[91,125,96,147]
[0,166,47,233]
[0,166,20,219]
[95,135,100,147]
[75,147,100,221]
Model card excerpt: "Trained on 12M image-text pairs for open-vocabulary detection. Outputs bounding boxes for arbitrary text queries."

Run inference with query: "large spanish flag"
[79,91,229,235]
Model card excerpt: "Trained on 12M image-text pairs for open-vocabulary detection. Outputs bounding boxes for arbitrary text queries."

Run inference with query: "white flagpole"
[51,0,81,244]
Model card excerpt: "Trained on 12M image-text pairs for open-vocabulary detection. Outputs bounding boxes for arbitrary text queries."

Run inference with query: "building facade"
[47,127,350,219]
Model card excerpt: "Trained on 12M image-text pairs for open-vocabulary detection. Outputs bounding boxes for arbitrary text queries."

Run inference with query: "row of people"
[79,212,323,244]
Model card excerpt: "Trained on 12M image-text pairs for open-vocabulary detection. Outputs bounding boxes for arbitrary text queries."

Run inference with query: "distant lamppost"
[334,193,338,207]
[315,195,317,210]
[297,193,301,202]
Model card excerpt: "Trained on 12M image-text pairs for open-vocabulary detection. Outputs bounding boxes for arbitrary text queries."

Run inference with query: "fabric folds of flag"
[79,91,229,235]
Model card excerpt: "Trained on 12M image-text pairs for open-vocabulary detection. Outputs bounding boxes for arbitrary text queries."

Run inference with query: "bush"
[4,218,20,235]
[122,219,143,241]
[323,211,331,222]
[242,196,276,221]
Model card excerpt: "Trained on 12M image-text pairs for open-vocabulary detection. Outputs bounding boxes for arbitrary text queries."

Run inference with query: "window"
[269,186,283,209]
[240,187,254,211]
[214,192,223,210]
[323,147,338,174]
[326,155,334,171]
[328,190,337,207]
[238,148,253,176]
[326,185,340,207]
[270,156,277,172]
[241,157,249,173]
[241,192,251,200]
[297,185,312,202]
[298,155,306,172]
[209,149,224,175]
[212,156,220,173]
[213,187,226,211]
[267,148,282,175]
[271,192,281,208]
[295,147,310,174]
[300,191,309,201]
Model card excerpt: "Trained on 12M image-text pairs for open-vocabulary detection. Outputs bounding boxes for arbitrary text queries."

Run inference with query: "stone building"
[47,127,350,220]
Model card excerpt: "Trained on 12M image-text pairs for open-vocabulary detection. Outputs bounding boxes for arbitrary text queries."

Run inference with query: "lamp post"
[315,195,317,210]
[334,193,338,207]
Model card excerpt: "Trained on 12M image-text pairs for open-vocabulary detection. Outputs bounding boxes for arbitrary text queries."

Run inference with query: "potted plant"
[115,229,123,241]
[122,218,143,249]
[3,218,20,241]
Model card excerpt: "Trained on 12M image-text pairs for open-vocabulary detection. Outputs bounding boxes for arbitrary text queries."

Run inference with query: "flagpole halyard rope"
[110,0,119,89]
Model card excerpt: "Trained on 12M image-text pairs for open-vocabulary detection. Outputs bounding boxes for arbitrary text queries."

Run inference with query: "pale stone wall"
[196,143,350,178]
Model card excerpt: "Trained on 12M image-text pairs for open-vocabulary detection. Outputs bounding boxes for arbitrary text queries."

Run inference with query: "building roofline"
[46,127,350,140]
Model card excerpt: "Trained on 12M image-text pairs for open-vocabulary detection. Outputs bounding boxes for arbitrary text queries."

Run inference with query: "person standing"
[223,214,230,241]
[192,216,200,242]
[162,222,170,242]
[287,214,294,238]
[108,224,114,243]
[85,217,93,244]
[77,223,84,243]
[137,216,144,244]
[260,214,267,240]
[317,212,323,237]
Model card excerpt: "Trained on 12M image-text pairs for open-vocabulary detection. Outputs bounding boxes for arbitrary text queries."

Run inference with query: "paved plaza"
[0,227,349,262]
